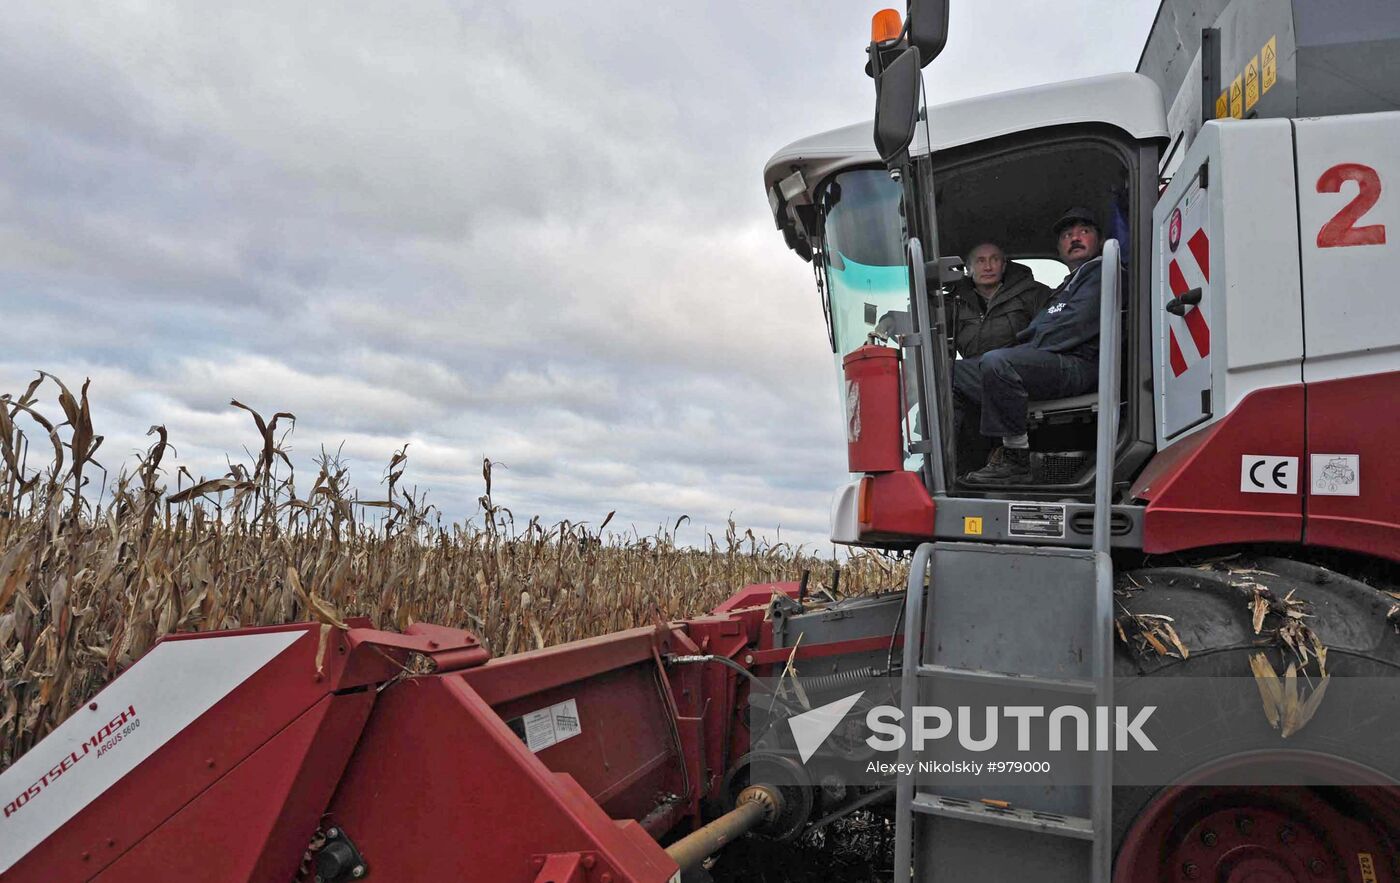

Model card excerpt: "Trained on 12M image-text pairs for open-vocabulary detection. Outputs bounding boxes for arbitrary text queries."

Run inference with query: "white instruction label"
[1007,503,1065,538]
[521,699,582,753]
[1311,453,1360,496]
[1240,455,1298,494]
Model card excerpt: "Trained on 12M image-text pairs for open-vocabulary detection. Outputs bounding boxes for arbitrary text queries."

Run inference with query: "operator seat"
[1026,392,1099,426]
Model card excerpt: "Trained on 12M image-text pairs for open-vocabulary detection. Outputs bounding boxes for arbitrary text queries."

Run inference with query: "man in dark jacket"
[952,208,1104,485]
[948,243,1053,358]
[946,242,1052,467]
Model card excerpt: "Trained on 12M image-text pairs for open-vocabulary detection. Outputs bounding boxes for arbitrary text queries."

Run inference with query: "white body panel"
[1152,119,1306,448]
[764,73,1167,195]
[1294,113,1400,383]
[829,480,861,544]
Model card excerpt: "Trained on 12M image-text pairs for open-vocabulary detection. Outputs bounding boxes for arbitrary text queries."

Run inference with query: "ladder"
[892,240,1122,881]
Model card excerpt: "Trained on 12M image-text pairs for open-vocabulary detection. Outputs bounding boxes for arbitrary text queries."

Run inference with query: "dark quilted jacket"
[945,261,1052,358]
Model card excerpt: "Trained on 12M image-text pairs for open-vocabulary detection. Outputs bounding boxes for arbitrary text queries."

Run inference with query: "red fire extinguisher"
[841,345,904,474]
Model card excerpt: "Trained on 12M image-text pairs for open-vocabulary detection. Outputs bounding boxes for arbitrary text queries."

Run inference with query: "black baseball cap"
[1052,206,1100,236]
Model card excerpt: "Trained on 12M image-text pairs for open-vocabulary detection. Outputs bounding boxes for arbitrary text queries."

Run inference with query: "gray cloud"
[0,1,1159,549]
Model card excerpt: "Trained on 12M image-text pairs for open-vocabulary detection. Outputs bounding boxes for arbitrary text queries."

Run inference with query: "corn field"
[0,373,904,768]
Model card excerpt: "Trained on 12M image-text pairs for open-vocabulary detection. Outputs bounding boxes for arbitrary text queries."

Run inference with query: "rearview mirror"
[873,46,921,167]
[907,0,949,65]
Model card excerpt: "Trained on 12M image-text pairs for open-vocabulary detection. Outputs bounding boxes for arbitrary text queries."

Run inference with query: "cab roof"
[763,72,1168,201]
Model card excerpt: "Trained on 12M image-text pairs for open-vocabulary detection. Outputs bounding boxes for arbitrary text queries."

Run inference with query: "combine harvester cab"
[762,0,1400,879]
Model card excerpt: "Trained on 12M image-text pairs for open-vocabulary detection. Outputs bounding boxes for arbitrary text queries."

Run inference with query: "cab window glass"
[820,170,908,359]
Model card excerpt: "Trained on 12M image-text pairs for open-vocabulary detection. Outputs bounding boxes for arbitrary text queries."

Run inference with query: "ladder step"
[911,793,1095,840]
[916,664,1097,695]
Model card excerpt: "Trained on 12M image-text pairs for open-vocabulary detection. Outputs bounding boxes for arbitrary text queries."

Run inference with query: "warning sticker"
[1230,75,1244,119]
[1215,90,1228,120]
[514,699,582,753]
[1007,503,1065,539]
[1262,35,1277,93]
[1244,55,1260,111]
[1311,453,1360,496]
[963,516,983,536]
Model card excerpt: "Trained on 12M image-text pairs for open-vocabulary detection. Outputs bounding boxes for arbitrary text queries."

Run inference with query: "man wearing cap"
[952,207,1105,485]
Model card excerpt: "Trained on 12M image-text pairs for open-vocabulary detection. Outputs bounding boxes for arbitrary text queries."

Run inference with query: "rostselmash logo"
[786,692,1157,764]
[3,704,139,820]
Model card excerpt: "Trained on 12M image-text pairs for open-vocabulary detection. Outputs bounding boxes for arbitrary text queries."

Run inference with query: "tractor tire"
[1110,554,1400,881]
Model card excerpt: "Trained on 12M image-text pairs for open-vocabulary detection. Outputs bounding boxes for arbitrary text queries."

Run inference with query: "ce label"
[1240,455,1298,494]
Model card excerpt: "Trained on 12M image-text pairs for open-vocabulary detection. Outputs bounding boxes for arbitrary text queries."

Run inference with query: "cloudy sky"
[0,1,1160,547]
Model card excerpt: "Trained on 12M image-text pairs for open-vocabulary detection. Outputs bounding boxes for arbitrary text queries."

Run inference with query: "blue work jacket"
[1015,256,1103,363]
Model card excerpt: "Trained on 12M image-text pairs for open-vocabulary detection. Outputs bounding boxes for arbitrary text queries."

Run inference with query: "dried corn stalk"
[1242,579,1331,738]
[1,373,906,767]
[1249,653,1330,738]
[1115,607,1190,660]
[1244,584,1328,676]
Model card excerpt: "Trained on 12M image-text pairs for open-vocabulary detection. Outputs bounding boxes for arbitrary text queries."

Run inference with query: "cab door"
[1157,167,1213,439]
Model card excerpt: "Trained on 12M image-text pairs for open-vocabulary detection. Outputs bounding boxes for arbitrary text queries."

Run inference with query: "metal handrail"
[908,238,948,496]
[1092,239,1122,554]
[892,541,936,876]
[1089,238,1122,883]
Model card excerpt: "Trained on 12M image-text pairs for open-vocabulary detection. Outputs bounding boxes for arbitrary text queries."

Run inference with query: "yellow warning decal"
[1245,55,1260,111]
[1358,852,1377,883]
[1230,74,1244,119]
[1262,35,1277,94]
[1215,90,1228,119]
[963,516,983,536]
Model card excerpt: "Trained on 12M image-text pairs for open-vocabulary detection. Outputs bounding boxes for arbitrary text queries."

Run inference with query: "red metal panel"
[488,664,683,823]
[463,628,662,708]
[1,622,445,881]
[860,469,935,541]
[1305,370,1400,562]
[746,634,900,667]
[532,853,588,883]
[711,582,799,614]
[341,621,487,685]
[324,675,679,882]
[1133,385,1305,554]
[92,692,373,882]
[4,626,331,881]
[679,615,766,809]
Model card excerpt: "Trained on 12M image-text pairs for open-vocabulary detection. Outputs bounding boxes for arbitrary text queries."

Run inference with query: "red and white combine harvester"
[4,1,1400,880]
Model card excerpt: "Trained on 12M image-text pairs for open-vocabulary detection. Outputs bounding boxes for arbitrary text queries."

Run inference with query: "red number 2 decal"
[1316,162,1386,248]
